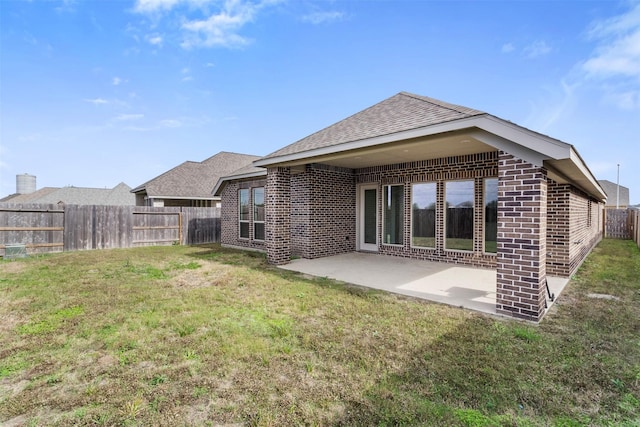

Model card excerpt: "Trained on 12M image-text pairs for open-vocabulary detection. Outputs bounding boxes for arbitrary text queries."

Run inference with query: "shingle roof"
[131,151,261,199]
[262,92,486,159]
[0,184,135,205]
[0,187,59,203]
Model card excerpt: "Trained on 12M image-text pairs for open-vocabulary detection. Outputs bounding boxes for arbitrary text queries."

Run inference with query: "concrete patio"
[279,252,569,317]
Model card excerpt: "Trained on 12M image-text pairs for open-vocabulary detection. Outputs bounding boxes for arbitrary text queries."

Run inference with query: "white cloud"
[602,88,640,110]
[181,2,259,49]
[134,0,183,13]
[583,3,640,79]
[147,34,164,46]
[160,119,182,128]
[524,79,579,132]
[133,0,280,49]
[581,3,640,109]
[112,77,125,85]
[524,40,551,58]
[302,11,344,25]
[85,98,109,105]
[205,62,215,67]
[114,114,144,121]
[501,42,515,53]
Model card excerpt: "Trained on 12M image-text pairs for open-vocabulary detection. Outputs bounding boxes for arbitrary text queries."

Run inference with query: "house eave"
[212,170,268,196]
[147,195,221,201]
[253,115,604,201]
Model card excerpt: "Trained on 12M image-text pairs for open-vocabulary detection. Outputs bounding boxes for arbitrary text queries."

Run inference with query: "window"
[253,187,265,241]
[445,180,474,251]
[239,189,250,239]
[383,185,404,245]
[484,178,498,253]
[412,183,436,248]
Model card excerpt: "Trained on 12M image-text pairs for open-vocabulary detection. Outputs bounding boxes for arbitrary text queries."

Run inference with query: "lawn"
[0,239,639,426]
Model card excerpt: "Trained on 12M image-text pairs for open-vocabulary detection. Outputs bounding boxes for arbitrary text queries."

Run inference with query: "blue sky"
[1,0,639,204]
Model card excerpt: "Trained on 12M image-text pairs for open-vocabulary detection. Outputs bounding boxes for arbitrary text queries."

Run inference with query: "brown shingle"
[132,151,261,198]
[262,92,485,159]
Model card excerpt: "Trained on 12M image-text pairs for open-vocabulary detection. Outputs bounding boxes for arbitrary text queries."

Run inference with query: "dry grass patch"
[0,241,639,426]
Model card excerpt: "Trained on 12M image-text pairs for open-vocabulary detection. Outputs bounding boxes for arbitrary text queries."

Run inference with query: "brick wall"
[266,167,291,264]
[546,179,603,276]
[495,153,547,321]
[355,151,499,268]
[220,178,267,251]
[290,165,357,259]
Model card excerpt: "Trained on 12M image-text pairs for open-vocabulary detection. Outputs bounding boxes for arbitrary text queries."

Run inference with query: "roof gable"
[262,92,485,159]
[132,151,261,199]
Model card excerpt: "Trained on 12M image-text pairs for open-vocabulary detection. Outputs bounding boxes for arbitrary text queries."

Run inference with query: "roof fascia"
[212,170,268,196]
[148,195,221,201]
[254,115,574,168]
[569,147,607,200]
[253,116,484,167]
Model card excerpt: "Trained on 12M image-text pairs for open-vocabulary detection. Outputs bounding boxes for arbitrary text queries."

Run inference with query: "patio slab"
[279,252,569,317]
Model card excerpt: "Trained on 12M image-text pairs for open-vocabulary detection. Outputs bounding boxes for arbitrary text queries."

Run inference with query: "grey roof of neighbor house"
[598,179,630,207]
[131,152,261,199]
[261,92,486,159]
[0,183,135,205]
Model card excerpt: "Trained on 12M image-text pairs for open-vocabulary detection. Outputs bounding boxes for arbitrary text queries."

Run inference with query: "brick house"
[131,152,260,207]
[214,92,606,321]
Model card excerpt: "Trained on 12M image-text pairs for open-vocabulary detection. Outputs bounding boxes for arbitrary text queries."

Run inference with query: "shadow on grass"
[183,241,639,426]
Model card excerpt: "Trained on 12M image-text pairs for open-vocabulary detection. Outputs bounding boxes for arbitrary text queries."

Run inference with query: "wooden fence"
[0,204,220,257]
[630,209,640,248]
[603,208,640,248]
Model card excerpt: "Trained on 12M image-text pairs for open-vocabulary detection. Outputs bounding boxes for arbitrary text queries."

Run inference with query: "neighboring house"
[0,182,135,205]
[214,92,606,322]
[131,151,260,207]
[598,179,629,209]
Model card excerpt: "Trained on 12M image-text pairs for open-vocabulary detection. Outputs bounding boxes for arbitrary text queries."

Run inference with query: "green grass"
[0,240,639,426]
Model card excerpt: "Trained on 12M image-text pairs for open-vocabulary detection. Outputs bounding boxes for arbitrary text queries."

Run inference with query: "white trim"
[254,115,572,168]
[148,195,221,201]
[409,182,437,250]
[381,184,405,247]
[569,147,607,199]
[212,170,267,196]
[357,184,379,252]
[443,179,475,252]
[252,114,603,201]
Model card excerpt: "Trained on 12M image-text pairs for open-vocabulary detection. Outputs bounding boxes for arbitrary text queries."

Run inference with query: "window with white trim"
[411,183,436,248]
[484,178,498,253]
[253,187,265,241]
[239,188,250,239]
[383,184,404,245]
[445,180,474,251]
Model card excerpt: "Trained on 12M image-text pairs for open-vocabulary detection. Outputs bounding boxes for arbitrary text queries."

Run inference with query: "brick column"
[266,167,291,265]
[496,153,547,321]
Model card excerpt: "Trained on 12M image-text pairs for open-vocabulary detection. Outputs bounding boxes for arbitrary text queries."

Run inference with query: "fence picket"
[0,204,220,256]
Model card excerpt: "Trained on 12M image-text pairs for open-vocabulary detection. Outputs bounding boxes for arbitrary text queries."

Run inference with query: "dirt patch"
[587,293,620,301]
[2,414,28,427]
[0,313,22,334]
[0,379,30,398]
[171,263,234,289]
[0,261,27,274]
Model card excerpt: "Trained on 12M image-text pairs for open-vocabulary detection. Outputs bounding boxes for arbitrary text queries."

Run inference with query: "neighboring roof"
[261,92,485,160]
[598,179,630,207]
[0,187,59,203]
[253,91,606,202]
[0,183,135,205]
[132,151,261,200]
[212,163,266,196]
